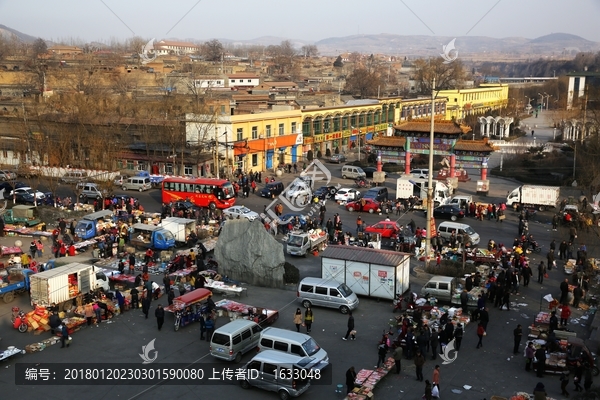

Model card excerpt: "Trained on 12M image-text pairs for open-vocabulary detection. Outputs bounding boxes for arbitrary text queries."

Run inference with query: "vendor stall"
[164,288,212,331]
[214,299,278,327]
[206,279,246,297]
[345,357,395,400]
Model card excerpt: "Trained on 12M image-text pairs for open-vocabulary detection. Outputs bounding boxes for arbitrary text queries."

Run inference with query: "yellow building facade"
[438,84,509,121]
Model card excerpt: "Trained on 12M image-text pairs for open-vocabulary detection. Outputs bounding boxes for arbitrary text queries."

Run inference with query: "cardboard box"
[30,320,40,329]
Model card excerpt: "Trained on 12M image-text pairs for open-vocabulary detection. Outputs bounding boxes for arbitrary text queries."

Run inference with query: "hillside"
[0,24,37,43]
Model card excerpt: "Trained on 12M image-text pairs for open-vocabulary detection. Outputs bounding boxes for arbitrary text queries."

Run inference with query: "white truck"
[396,176,452,209]
[286,230,328,257]
[159,217,197,246]
[29,263,110,310]
[506,185,560,211]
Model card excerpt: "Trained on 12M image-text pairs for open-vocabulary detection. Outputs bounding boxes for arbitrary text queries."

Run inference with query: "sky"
[2,0,600,44]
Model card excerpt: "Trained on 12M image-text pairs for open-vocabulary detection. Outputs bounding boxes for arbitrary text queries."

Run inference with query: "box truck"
[396,176,452,209]
[506,185,560,211]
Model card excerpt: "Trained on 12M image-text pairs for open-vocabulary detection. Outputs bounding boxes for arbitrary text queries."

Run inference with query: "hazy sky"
[2,0,599,44]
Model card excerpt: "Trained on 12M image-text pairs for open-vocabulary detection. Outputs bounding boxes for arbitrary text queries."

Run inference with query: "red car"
[364,221,402,238]
[345,198,381,213]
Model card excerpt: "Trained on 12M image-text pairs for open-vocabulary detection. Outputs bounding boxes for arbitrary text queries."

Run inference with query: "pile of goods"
[346,357,394,400]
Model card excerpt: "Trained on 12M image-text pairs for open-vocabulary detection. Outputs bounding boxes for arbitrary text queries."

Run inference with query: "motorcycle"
[11,306,20,323]
[354,178,368,188]
[12,309,28,333]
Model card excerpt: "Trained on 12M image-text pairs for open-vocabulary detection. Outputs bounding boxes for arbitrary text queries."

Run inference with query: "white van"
[258,327,329,369]
[341,165,366,179]
[122,176,151,192]
[209,320,262,363]
[437,221,480,245]
[241,350,321,399]
[297,277,359,314]
[60,171,87,184]
[448,195,473,209]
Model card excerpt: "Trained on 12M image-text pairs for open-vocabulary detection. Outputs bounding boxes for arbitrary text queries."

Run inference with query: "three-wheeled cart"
[164,288,212,331]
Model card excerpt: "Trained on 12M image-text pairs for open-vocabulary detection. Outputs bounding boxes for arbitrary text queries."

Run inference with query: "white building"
[227,74,260,88]
[155,40,199,56]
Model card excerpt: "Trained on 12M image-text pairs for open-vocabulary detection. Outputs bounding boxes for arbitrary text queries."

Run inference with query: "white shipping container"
[30,263,100,307]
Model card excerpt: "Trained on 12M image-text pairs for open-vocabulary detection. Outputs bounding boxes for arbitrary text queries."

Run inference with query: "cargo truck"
[396,176,452,209]
[74,210,115,240]
[506,185,560,211]
[159,217,197,246]
[286,230,327,257]
[3,205,40,227]
[130,223,176,250]
[0,268,34,303]
[29,263,110,310]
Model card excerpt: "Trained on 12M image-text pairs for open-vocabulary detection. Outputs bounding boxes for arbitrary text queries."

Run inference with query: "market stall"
[164,288,212,331]
[206,279,246,297]
[345,357,395,400]
[214,299,278,327]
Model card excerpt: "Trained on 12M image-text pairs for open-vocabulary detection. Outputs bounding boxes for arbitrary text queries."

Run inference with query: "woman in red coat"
[476,323,485,348]
[560,305,571,327]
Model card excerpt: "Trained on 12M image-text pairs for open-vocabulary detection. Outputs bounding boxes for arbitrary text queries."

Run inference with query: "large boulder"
[214,219,285,288]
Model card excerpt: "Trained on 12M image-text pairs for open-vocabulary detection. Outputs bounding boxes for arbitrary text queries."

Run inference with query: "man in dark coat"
[345,367,357,394]
[342,312,355,340]
[479,308,490,330]
[560,278,570,304]
[430,327,439,360]
[535,345,547,377]
[155,304,165,331]
[513,324,522,354]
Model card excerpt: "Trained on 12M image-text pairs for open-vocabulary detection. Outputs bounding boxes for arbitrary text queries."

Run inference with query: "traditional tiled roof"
[453,139,496,152]
[395,121,470,135]
[366,136,406,147]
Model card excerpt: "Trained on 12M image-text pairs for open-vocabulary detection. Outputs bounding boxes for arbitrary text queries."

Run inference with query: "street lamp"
[424,78,436,268]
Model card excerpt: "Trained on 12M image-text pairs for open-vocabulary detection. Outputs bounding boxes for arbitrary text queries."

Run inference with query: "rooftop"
[395,121,471,135]
[321,245,409,266]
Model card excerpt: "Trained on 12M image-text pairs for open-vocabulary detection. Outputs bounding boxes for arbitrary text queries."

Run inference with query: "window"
[216,81,222,84]
[263,363,277,376]
[260,338,273,348]
[427,282,437,288]
[236,128,243,141]
[300,285,313,293]
[439,283,449,290]
[291,122,297,133]
[231,79,235,83]
[252,325,262,335]
[315,286,328,295]
[266,125,271,137]
[137,163,146,171]
[220,105,225,114]
[278,123,284,136]
[247,361,260,371]
[126,160,134,170]
[302,121,311,136]
[330,288,340,297]
[247,79,251,83]
[184,165,193,175]
[241,329,251,340]
[232,334,242,345]
[274,341,288,352]
[165,163,173,174]
[251,154,258,167]
[291,344,304,357]
[252,126,258,139]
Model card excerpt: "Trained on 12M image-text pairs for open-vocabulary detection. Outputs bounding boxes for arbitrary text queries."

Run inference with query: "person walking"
[293,308,303,332]
[454,323,464,351]
[342,312,354,340]
[304,307,313,333]
[414,350,425,381]
[204,315,215,342]
[560,279,570,305]
[198,314,206,340]
[392,345,403,374]
[573,361,584,392]
[513,324,522,354]
[163,273,171,297]
[525,342,535,371]
[537,262,546,284]
[535,345,547,377]
[560,305,571,327]
[424,380,433,400]
[376,342,387,368]
[430,327,439,360]
[141,292,150,319]
[155,304,165,331]
[560,371,570,397]
[345,366,357,394]
[476,322,485,349]
[60,324,70,348]
[432,365,440,391]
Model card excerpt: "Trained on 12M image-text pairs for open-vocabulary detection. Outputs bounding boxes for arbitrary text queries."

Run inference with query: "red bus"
[162,177,236,210]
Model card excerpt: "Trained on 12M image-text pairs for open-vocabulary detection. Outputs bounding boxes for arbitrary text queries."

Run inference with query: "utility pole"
[224,128,229,179]
[425,78,435,268]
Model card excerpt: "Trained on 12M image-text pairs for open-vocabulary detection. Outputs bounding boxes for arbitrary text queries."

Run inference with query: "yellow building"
[438,84,509,121]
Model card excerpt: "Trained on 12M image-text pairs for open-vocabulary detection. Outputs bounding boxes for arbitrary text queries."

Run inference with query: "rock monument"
[214,219,286,288]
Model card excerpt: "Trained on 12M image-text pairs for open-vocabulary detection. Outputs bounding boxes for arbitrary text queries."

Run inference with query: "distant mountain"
[0,24,38,43]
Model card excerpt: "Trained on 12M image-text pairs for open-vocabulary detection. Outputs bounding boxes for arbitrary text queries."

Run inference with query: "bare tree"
[31,38,47,59]
[412,57,466,93]
[202,39,224,61]
[344,68,386,99]
[267,40,297,74]
[300,44,319,58]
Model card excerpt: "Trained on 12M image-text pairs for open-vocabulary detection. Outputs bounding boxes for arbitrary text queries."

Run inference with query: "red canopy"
[175,288,211,305]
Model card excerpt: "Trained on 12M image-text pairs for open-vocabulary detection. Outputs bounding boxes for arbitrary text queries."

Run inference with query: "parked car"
[362,167,388,178]
[334,188,361,202]
[279,213,308,226]
[364,220,401,238]
[313,185,338,200]
[345,198,381,213]
[329,154,347,163]
[171,201,201,215]
[426,205,465,221]
[410,169,429,179]
[19,191,54,205]
[222,206,259,221]
[9,187,46,200]
[0,170,17,181]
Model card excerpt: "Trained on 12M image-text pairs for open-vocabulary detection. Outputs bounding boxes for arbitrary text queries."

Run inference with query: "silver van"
[77,182,107,200]
[297,277,359,314]
[420,276,457,302]
[258,327,329,369]
[60,171,87,184]
[122,176,151,192]
[210,319,262,363]
[240,350,320,399]
[437,221,480,245]
[341,165,366,179]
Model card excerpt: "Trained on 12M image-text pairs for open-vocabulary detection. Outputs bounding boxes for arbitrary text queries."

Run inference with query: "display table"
[214,299,278,326]
[346,357,394,400]
[108,272,137,284]
[206,279,246,297]
[0,346,24,362]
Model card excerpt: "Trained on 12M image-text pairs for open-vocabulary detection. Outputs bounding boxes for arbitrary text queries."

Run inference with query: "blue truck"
[0,268,34,303]
[130,223,176,250]
[74,210,115,240]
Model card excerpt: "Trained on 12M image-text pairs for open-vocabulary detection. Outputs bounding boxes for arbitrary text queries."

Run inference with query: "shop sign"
[456,155,487,162]
[314,134,325,143]
[325,132,342,141]
[303,136,314,145]
[353,271,361,278]
[456,162,484,169]
[377,270,387,278]
[342,130,352,138]
[295,134,303,145]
